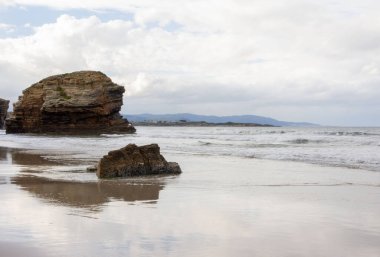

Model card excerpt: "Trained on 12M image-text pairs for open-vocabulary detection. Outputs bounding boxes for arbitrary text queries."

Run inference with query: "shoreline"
[1,144,379,185]
[1,138,379,180]
[1,126,380,173]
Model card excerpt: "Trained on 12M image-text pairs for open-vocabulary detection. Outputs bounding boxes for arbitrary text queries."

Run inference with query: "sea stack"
[0,98,9,129]
[6,71,135,134]
[97,144,182,178]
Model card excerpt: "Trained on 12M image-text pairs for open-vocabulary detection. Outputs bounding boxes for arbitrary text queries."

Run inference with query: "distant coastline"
[124,113,318,127]
[132,120,275,127]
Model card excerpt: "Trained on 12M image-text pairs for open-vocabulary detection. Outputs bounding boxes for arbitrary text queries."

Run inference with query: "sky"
[0,0,379,126]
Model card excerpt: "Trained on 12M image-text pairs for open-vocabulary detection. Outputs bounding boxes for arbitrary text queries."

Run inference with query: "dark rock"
[0,98,9,129]
[97,144,182,178]
[5,71,135,134]
[86,165,97,172]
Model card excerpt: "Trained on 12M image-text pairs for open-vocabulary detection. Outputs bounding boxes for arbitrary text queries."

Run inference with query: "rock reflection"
[0,147,7,161]
[12,175,164,209]
[12,151,59,166]
[0,147,58,166]
[2,147,165,209]
[0,147,12,164]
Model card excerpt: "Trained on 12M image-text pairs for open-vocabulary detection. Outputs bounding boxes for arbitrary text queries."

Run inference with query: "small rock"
[97,144,182,178]
[86,165,97,172]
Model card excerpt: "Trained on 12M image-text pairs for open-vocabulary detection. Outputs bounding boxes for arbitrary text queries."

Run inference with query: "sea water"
[1,126,379,173]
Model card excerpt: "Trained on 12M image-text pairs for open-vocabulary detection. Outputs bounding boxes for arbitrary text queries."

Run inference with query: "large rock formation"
[97,144,182,178]
[0,98,9,129]
[6,71,135,134]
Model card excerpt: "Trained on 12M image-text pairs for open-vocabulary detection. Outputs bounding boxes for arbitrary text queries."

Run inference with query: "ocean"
[0,126,379,257]
[1,126,380,174]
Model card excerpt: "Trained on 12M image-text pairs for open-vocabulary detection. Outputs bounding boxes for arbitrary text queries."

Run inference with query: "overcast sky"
[0,0,379,126]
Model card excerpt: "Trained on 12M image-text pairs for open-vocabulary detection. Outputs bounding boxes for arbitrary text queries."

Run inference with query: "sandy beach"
[1,145,379,257]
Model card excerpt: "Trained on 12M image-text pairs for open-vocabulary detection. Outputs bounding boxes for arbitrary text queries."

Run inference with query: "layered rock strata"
[0,98,9,129]
[97,144,182,178]
[6,71,135,134]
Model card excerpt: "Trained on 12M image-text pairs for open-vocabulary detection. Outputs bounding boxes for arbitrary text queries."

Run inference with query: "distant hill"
[124,113,317,127]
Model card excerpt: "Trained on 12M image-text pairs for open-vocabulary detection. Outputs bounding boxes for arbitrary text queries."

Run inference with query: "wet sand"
[0,147,380,256]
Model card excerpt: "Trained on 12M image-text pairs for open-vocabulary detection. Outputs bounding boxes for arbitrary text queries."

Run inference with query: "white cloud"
[0,22,15,33]
[0,23,12,29]
[0,0,380,125]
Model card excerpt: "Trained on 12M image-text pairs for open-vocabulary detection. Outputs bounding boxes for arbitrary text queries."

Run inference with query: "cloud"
[0,0,379,125]
[0,23,13,29]
[0,22,15,33]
